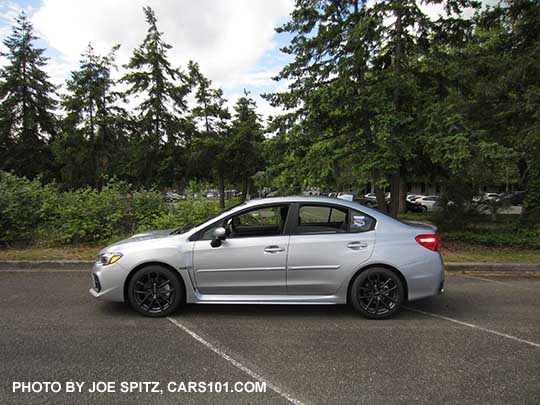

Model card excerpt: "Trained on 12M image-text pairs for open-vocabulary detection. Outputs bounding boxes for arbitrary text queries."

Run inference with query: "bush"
[443,228,540,249]
[0,172,44,244]
[0,171,236,246]
[34,180,165,244]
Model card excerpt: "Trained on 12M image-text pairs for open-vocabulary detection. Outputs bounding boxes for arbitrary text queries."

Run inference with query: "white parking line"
[167,317,304,405]
[454,273,536,291]
[405,307,540,349]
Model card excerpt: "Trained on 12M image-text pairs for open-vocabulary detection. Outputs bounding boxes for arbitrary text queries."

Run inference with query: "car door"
[192,204,290,295]
[286,203,375,295]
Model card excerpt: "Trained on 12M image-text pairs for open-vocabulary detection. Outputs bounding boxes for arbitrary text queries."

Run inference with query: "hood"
[105,229,175,249]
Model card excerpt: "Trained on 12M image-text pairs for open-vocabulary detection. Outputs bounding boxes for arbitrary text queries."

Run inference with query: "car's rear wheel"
[127,265,183,317]
[421,205,428,212]
[350,268,405,319]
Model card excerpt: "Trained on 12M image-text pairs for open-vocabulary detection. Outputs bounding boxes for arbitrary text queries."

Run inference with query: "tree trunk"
[389,173,400,217]
[375,185,388,213]
[241,176,248,202]
[219,173,225,209]
[388,4,405,218]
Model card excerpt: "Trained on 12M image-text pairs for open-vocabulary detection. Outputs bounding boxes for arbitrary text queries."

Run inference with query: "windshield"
[169,201,247,235]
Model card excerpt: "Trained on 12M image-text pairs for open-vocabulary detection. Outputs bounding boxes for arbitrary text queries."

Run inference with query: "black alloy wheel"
[350,267,404,319]
[127,265,183,317]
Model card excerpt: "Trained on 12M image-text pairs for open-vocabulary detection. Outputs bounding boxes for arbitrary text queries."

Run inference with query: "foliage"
[0,171,238,246]
[0,171,44,244]
[443,229,540,249]
[0,12,57,180]
[1,2,539,235]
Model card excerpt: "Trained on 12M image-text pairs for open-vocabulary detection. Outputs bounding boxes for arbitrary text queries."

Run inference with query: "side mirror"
[210,227,226,248]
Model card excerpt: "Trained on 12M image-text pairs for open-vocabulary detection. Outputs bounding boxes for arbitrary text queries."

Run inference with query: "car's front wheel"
[127,265,184,317]
[350,268,405,319]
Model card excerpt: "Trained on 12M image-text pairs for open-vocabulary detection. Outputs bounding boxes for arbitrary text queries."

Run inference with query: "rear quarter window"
[350,210,375,232]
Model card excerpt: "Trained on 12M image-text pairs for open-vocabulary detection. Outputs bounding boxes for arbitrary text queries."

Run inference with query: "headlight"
[96,252,123,266]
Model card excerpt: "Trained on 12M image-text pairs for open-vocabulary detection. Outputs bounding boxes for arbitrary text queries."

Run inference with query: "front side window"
[201,205,289,239]
[297,205,347,234]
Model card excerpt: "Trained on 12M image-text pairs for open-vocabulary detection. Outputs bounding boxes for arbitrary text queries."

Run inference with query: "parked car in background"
[337,192,355,201]
[90,196,444,319]
[415,195,440,212]
[406,194,423,202]
[473,193,500,203]
[502,190,526,205]
[405,199,423,213]
[163,192,184,202]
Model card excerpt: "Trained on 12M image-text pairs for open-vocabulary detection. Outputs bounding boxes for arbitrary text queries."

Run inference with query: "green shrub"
[35,180,167,245]
[0,171,237,246]
[0,172,44,244]
[442,228,540,249]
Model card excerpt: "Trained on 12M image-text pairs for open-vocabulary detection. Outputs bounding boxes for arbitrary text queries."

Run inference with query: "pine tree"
[54,44,125,188]
[268,0,478,216]
[188,61,231,208]
[0,12,57,179]
[122,6,190,186]
[229,92,264,201]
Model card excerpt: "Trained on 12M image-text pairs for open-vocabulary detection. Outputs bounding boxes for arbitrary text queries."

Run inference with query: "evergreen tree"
[267,0,477,216]
[0,12,57,179]
[54,44,125,188]
[229,92,264,201]
[122,6,190,186]
[188,61,231,208]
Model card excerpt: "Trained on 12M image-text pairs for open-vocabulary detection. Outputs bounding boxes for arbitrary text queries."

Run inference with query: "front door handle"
[264,246,285,254]
[347,241,368,249]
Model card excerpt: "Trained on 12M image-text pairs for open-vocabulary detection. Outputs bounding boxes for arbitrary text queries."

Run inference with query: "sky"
[0,0,295,120]
[0,0,495,121]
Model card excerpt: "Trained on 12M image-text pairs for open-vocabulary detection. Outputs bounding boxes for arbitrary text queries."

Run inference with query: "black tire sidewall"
[350,268,405,319]
[127,265,184,317]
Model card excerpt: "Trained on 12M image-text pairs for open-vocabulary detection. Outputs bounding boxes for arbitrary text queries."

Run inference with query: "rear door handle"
[264,246,285,253]
[347,241,368,249]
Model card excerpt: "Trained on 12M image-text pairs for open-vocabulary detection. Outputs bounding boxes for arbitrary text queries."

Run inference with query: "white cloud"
[31,0,293,90]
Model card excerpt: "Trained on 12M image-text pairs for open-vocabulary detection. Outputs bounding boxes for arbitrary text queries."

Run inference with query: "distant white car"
[415,196,440,212]
[337,193,355,202]
[406,194,423,202]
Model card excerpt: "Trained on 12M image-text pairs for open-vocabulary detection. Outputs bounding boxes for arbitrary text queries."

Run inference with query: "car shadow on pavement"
[97,301,432,321]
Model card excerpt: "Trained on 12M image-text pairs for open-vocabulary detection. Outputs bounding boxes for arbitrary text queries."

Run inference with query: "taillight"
[415,234,439,251]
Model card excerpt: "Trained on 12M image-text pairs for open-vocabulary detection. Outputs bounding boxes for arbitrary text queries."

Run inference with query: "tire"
[350,267,405,319]
[421,205,428,212]
[127,265,184,317]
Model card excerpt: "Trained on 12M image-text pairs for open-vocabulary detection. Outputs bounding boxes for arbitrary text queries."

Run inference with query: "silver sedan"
[90,196,444,319]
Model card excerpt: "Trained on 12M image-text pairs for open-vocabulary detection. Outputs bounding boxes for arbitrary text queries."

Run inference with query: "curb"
[0,260,539,272]
[444,263,540,272]
[0,260,93,270]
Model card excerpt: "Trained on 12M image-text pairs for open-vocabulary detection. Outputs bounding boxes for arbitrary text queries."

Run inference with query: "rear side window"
[297,205,347,234]
[349,210,375,233]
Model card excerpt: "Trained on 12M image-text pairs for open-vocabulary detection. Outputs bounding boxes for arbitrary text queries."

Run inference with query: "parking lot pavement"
[0,271,539,404]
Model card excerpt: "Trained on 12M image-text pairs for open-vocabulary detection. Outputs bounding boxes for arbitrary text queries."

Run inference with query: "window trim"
[190,203,293,241]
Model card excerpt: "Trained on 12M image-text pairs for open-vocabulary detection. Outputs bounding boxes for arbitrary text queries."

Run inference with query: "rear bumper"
[402,253,445,301]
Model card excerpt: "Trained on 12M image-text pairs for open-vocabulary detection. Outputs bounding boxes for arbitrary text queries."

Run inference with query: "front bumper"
[89,260,129,302]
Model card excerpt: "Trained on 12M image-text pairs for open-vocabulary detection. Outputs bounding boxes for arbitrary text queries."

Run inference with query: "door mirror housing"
[211,227,226,248]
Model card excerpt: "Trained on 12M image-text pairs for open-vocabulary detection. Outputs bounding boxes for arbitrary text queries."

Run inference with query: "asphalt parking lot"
[0,269,539,404]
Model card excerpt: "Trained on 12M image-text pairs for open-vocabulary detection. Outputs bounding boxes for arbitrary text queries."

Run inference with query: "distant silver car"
[90,197,444,319]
